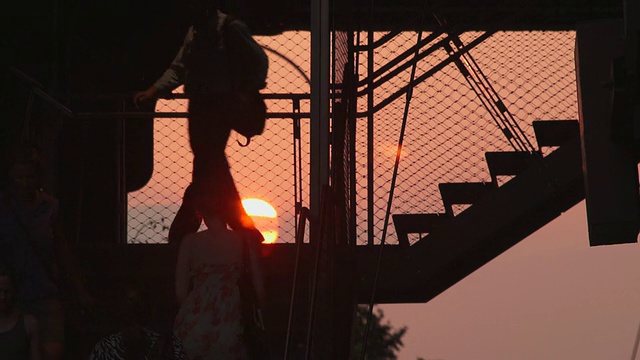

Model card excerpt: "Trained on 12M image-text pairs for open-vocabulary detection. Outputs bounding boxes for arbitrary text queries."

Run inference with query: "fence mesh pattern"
[352,30,578,245]
[125,25,578,246]
[128,31,312,244]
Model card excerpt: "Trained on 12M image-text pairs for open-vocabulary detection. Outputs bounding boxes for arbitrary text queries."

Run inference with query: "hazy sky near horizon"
[129,29,577,246]
[122,28,640,359]
[382,200,640,360]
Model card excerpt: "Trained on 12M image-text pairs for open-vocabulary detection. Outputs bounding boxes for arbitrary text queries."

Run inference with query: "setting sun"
[242,198,278,244]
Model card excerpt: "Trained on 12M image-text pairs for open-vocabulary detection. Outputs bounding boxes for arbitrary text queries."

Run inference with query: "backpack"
[221,15,269,146]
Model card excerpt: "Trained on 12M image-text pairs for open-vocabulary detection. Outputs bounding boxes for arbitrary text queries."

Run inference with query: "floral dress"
[174,262,247,360]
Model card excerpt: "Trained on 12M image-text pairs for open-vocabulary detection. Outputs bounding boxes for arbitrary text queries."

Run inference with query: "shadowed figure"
[0,144,93,360]
[88,285,186,360]
[0,262,41,360]
[133,0,268,246]
[173,190,266,360]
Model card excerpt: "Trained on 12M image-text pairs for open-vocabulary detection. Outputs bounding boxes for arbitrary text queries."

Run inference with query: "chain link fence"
[352,29,578,246]
[125,22,578,247]
[127,31,312,244]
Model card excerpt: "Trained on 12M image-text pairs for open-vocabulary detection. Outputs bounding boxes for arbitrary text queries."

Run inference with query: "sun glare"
[261,230,278,244]
[242,198,278,243]
[242,198,278,218]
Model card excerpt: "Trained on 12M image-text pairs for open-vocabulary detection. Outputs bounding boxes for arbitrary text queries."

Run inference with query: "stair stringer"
[355,136,584,304]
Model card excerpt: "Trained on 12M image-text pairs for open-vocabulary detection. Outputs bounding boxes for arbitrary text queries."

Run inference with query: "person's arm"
[134,27,192,105]
[24,314,41,360]
[175,238,192,306]
[51,202,93,307]
[152,27,192,93]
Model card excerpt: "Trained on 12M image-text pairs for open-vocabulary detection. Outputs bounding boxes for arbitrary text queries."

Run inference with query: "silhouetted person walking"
[134,0,268,245]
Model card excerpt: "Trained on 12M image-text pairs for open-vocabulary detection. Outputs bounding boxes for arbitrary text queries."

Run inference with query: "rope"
[359,1,429,358]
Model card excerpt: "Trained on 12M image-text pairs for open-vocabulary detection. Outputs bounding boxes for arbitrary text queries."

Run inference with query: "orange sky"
[124,29,640,359]
[382,201,640,360]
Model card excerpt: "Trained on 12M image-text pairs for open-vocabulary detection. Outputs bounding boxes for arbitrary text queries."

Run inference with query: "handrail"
[28,90,313,120]
[7,66,315,245]
[8,66,314,120]
[433,13,535,154]
[32,88,74,117]
[65,92,312,101]
[8,67,45,89]
[284,206,311,359]
[70,111,309,120]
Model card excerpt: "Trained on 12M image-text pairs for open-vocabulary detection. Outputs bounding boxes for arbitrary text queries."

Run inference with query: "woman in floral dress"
[173,191,264,360]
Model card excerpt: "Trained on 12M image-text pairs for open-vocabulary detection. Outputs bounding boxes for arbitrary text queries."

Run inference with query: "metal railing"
[6,66,315,245]
[349,26,579,246]
[282,186,336,359]
[7,23,581,249]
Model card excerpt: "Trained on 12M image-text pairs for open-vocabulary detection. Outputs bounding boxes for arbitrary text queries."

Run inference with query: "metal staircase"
[2,16,592,360]
[340,11,588,306]
[358,120,583,303]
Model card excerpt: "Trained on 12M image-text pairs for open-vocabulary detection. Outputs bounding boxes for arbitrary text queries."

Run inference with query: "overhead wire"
[358,0,430,358]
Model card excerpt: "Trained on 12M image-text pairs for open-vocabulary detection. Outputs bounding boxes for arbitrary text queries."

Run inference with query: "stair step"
[485,151,540,183]
[392,213,452,247]
[439,182,496,215]
[533,120,579,147]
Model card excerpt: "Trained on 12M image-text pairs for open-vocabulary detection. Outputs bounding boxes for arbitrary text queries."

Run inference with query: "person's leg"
[169,96,231,244]
[167,98,218,244]
[174,95,265,245]
[167,183,203,244]
[208,95,265,245]
[218,163,267,248]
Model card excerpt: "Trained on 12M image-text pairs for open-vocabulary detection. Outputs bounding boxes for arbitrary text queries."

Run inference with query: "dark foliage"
[352,306,407,360]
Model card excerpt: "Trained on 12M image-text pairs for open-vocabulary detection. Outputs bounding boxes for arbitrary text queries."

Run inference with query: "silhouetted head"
[122,284,152,328]
[120,284,156,359]
[0,262,17,314]
[189,0,221,28]
[7,144,42,200]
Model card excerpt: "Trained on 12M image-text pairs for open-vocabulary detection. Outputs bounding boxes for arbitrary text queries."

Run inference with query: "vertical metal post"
[116,101,127,244]
[51,0,59,91]
[367,27,374,245]
[624,0,639,36]
[351,25,361,248]
[310,0,331,242]
[293,99,302,237]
